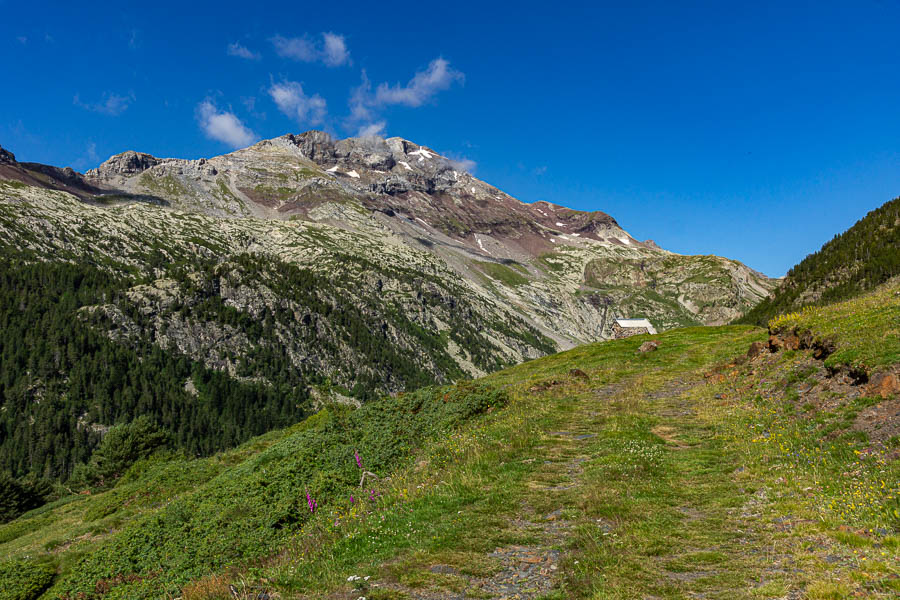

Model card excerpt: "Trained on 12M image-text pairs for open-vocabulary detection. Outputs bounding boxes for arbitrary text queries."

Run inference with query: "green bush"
[72,416,173,489]
[0,559,55,600]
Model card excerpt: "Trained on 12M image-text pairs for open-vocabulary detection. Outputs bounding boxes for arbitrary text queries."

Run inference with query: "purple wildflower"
[306,491,317,513]
[354,449,363,469]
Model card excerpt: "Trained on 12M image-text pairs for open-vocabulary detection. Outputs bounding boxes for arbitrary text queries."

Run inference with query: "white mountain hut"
[612,318,658,339]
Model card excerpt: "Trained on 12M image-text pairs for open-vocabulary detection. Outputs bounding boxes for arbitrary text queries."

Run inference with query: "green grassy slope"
[2,281,900,599]
[769,278,900,373]
[739,196,900,326]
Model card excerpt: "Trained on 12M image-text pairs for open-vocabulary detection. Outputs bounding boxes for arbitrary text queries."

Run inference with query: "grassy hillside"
[0,165,772,494]
[2,281,900,598]
[739,196,900,326]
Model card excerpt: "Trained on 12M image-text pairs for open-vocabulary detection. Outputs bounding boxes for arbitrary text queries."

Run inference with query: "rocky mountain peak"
[87,151,164,178]
[283,131,446,176]
[0,145,16,165]
[284,130,336,163]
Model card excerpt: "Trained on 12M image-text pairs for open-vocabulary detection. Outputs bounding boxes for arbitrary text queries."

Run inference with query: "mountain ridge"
[0,133,774,481]
[3,132,776,344]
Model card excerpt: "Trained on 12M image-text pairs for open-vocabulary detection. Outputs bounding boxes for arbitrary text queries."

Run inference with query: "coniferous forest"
[0,249,309,488]
[0,235,547,522]
[738,197,900,326]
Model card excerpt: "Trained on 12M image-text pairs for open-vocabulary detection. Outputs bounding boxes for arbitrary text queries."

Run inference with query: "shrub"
[74,416,174,488]
[0,559,56,600]
[49,383,507,598]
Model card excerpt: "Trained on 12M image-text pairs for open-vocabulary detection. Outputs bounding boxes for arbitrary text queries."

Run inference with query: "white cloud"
[196,100,257,148]
[357,121,386,138]
[346,59,463,138]
[86,142,99,163]
[73,92,135,116]
[271,35,316,61]
[271,32,350,67]
[227,42,260,60]
[268,81,327,126]
[347,73,385,138]
[374,58,464,107]
[349,70,374,122]
[322,33,350,67]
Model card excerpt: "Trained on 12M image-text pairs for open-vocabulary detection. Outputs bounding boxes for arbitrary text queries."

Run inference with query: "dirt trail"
[377,383,629,599]
[374,375,804,599]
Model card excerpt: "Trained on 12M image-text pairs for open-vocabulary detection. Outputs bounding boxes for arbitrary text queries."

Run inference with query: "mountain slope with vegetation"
[0,136,773,486]
[2,278,898,599]
[739,196,900,326]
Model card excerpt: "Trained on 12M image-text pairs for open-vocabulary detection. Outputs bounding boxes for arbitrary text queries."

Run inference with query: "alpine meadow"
[1,2,899,599]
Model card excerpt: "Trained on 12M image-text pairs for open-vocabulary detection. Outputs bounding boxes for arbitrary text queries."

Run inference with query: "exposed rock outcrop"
[87,151,165,178]
[2,131,776,357]
[0,145,16,164]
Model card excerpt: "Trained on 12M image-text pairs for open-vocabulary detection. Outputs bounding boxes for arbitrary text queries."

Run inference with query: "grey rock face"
[0,145,16,164]
[288,130,336,163]
[88,151,164,178]
[2,131,776,371]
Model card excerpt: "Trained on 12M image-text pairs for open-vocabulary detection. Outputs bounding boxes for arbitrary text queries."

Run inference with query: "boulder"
[638,340,660,353]
[88,151,161,178]
[812,338,836,360]
[747,341,766,359]
[568,368,589,380]
[767,332,800,352]
[0,145,16,164]
[782,333,801,351]
[866,372,900,399]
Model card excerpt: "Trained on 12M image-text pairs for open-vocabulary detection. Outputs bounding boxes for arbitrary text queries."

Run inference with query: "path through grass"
[254,325,898,599]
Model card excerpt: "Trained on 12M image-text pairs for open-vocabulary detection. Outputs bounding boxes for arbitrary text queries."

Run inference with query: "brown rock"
[783,333,801,351]
[799,330,815,348]
[768,335,783,352]
[638,340,660,353]
[813,338,836,360]
[568,368,589,380]
[747,341,766,359]
[866,372,900,399]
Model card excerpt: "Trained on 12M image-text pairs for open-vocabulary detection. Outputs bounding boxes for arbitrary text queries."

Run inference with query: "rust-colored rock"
[568,368,589,380]
[866,372,900,399]
[747,341,766,359]
[782,333,801,351]
[769,331,801,351]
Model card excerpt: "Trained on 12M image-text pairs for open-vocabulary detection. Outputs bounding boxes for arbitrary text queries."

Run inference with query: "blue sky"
[2,1,898,276]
